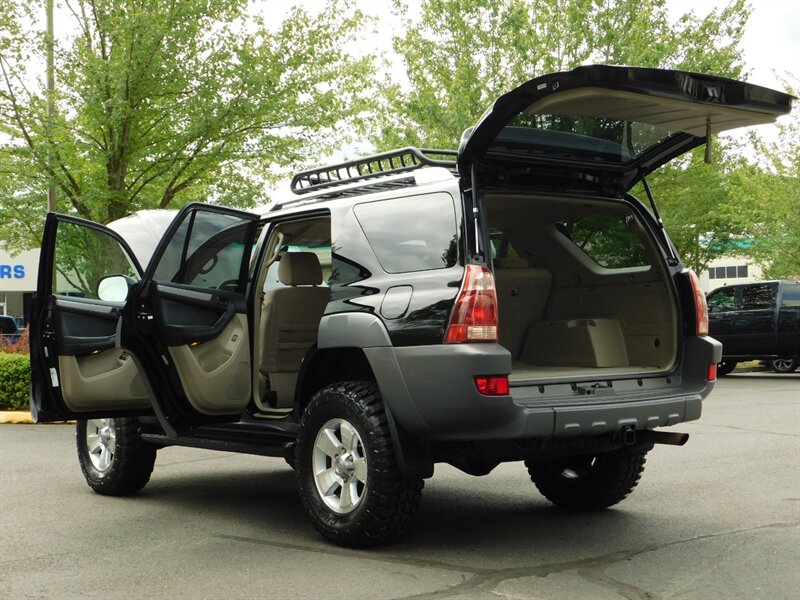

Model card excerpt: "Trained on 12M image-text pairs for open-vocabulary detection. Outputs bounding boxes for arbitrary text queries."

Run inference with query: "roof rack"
[290,147,458,196]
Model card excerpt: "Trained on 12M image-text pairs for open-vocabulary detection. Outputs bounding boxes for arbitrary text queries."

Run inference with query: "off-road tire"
[296,381,423,547]
[76,418,157,496]
[717,360,738,376]
[526,447,648,510]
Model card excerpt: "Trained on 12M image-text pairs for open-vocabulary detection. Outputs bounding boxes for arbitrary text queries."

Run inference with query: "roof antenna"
[704,118,713,164]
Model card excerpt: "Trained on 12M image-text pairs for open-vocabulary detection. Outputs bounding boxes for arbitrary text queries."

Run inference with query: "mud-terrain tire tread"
[76,418,157,496]
[526,447,648,510]
[296,381,423,547]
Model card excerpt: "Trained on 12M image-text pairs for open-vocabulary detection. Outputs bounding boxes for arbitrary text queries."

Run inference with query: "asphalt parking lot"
[1,373,798,600]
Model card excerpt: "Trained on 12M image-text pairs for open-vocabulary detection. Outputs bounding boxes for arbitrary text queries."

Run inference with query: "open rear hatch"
[458,66,792,386]
[459,65,793,194]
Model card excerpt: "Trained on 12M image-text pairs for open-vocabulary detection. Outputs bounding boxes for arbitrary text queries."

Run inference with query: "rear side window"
[707,287,736,313]
[354,194,459,273]
[781,284,800,307]
[740,284,777,310]
[557,213,649,269]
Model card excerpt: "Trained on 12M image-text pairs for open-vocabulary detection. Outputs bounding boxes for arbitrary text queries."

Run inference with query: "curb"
[0,411,73,424]
[0,411,34,424]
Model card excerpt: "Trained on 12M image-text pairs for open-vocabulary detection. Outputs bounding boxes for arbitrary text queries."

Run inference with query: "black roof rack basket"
[290,147,457,195]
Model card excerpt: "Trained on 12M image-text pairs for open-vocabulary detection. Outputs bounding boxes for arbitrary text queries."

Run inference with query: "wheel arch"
[296,346,433,479]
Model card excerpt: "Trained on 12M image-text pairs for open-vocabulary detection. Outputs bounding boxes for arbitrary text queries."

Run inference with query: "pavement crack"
[214,534,481,574]
[577,567,661,600]
[701,423,799,438]
[394,520,799,599]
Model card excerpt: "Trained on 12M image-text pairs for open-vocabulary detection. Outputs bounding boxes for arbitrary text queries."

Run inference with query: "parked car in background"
[0,315,23,345]
[707,280,800,374]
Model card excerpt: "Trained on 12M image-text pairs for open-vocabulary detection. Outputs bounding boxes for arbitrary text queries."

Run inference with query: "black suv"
[708,280,800,374]
[30,66,792,547]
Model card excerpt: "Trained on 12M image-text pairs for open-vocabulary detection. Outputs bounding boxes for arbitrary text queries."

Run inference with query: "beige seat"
[493,258,552,358]
[259,252,329,408]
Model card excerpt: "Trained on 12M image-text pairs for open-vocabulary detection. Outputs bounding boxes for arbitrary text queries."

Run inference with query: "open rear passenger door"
[120,204,260,431]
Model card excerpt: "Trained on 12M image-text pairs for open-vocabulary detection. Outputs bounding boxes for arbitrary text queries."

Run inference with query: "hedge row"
[0,353,31,410]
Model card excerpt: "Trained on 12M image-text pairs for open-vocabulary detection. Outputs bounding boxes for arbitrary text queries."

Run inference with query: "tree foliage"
[375,0,749,150]
[0,0,374,249]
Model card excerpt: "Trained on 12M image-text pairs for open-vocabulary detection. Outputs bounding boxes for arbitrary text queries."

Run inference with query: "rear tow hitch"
[617,426,689,447]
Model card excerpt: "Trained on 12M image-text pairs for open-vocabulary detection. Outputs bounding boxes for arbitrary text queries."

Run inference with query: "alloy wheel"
[85,418,117,472]
[312,418,368,514]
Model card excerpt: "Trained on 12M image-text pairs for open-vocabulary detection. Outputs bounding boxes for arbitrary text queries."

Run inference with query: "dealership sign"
[0,249,39,292]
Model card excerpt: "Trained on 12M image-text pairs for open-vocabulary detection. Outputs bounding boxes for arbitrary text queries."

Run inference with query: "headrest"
[493,257,529,269]
[278,252,323,286]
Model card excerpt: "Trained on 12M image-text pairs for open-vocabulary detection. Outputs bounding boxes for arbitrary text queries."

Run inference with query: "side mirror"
[97,274,134,302]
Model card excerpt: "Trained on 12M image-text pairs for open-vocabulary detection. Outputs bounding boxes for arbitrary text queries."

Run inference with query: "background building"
[0,249,39,324]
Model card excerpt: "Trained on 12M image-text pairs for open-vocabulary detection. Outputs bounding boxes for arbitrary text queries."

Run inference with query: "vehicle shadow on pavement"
[129,459,670,555]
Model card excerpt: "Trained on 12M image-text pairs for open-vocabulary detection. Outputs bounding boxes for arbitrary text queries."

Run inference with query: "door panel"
[733,283,778,356]
[30,214,149,422]
[167,313,251,415]
[122,204,260,425]
[58,350,148,412]
[707,287,738,355]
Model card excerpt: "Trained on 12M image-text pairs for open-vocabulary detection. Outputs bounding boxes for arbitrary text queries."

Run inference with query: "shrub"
[0,353,31,410]
[0,328,30,355]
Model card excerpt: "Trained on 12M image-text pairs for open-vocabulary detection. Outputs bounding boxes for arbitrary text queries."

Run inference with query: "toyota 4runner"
[30,66,792,546]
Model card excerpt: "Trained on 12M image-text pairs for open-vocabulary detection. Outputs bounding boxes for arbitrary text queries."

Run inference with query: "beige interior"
[258,252,329,408]
[58,350,149,412]
[488,193,678,382]
[167,313,251,415]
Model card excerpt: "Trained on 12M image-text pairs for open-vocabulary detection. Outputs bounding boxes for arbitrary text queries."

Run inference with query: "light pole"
[46,0,56,212]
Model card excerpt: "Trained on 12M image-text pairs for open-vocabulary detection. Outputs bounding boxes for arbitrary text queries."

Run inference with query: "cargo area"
[486,194,678,382]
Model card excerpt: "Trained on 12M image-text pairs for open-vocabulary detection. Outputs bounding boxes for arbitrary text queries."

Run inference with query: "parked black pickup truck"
[708,280,800,374]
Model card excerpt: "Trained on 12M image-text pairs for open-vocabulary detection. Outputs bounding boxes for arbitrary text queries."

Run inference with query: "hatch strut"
[641,177,679,265]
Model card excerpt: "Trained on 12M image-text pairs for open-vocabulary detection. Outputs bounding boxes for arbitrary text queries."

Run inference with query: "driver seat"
[259,252,329,408]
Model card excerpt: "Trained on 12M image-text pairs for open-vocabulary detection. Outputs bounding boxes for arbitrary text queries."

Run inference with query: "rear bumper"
[366,336,721,441]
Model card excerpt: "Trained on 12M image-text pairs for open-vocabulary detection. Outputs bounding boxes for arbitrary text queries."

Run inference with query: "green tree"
[375,0,749,150]
[0,0,374,250]
[733,90,800,279]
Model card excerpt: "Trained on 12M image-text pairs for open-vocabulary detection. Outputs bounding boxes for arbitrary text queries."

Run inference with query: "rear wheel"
[296,381,423,547]
[526,447,648,510]
[717,360,738,376]
[76,418,157,495]
[769,358,797,373]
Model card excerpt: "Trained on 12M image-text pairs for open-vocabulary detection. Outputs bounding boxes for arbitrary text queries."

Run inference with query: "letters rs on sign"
[0,265,25,279]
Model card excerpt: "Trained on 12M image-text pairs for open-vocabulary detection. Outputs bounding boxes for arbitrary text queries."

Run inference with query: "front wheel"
[526,447,648,510]
[769,358,798,373]
[76,418,157,495]
[296,381,423,547]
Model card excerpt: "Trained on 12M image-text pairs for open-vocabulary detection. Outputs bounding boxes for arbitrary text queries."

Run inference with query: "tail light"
[706,363,717,381]
[445,265,498,343]
[688,269,708,336]
[475,375,509,395]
